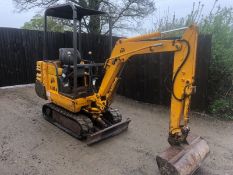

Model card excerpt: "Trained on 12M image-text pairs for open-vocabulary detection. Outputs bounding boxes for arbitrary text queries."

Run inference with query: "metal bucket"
[156,133,210,175]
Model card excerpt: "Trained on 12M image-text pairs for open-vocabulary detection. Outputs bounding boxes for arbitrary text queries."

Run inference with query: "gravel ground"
[0,86,232,175]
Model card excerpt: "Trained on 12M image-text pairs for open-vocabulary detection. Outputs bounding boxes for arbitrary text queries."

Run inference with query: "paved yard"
[0,86,232,175]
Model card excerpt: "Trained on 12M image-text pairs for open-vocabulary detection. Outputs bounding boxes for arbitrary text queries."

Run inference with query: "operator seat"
[58,48,87,95]
[59,48,81,65]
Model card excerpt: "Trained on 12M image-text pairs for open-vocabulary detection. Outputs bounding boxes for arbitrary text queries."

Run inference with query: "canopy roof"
[45,3,107,20]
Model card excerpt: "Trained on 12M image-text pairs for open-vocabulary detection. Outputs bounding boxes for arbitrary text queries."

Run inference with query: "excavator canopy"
[43,3,113,96]
[45,3,106,20]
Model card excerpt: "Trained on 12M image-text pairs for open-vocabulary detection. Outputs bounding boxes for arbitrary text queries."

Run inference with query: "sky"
[154,0,232,18]
[0,0,232,33]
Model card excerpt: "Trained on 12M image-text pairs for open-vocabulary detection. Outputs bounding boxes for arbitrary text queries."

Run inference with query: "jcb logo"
[120,48,125,53]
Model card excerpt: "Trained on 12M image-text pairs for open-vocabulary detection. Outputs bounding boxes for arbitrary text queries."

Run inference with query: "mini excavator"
[35,3,209,175]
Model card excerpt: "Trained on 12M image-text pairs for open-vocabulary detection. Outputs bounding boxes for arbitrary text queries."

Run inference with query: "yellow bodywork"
[36,25,198,137]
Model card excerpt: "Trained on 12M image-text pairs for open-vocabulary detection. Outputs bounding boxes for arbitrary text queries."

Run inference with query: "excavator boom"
[95,25,209,175]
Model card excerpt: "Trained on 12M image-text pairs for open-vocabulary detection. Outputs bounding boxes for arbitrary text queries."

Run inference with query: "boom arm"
[97,25,198,145]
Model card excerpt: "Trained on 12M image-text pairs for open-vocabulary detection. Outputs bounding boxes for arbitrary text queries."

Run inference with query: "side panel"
[50,92,76,112]
[35,61,48,100]
[36,60,91,113]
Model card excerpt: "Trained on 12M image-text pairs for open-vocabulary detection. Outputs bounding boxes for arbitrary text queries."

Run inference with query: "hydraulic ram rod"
[161,26,189,34]
[120,26,189,43]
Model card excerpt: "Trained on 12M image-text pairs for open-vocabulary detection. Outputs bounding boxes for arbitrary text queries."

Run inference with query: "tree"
[150,0,233,118]
[21,14,67,32]
[14,0,155,34]
[201,6,233,119]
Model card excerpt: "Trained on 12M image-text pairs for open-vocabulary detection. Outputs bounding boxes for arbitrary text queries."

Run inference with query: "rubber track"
[43,103,93,137]
[107,108,122,123]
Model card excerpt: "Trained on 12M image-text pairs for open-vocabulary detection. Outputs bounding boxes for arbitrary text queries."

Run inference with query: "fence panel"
[0,28,211,110]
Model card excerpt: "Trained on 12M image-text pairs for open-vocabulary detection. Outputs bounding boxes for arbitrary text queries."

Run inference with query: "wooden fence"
[0,27,211,110]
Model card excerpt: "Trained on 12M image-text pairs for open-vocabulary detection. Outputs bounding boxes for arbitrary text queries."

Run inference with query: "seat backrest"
[59,48,81,65]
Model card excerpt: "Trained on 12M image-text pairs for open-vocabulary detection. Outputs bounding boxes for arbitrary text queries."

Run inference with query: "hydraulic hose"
[172,39,191,101]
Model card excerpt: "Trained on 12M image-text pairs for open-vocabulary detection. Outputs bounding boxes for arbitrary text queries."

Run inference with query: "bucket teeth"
[156,133,210,175]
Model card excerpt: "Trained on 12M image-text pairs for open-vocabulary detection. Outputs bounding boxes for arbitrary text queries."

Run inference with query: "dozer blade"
[156,133,209,175]
[87,118,131,145]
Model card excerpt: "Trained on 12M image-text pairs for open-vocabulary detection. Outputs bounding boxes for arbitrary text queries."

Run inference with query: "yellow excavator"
[35,3,209,175]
